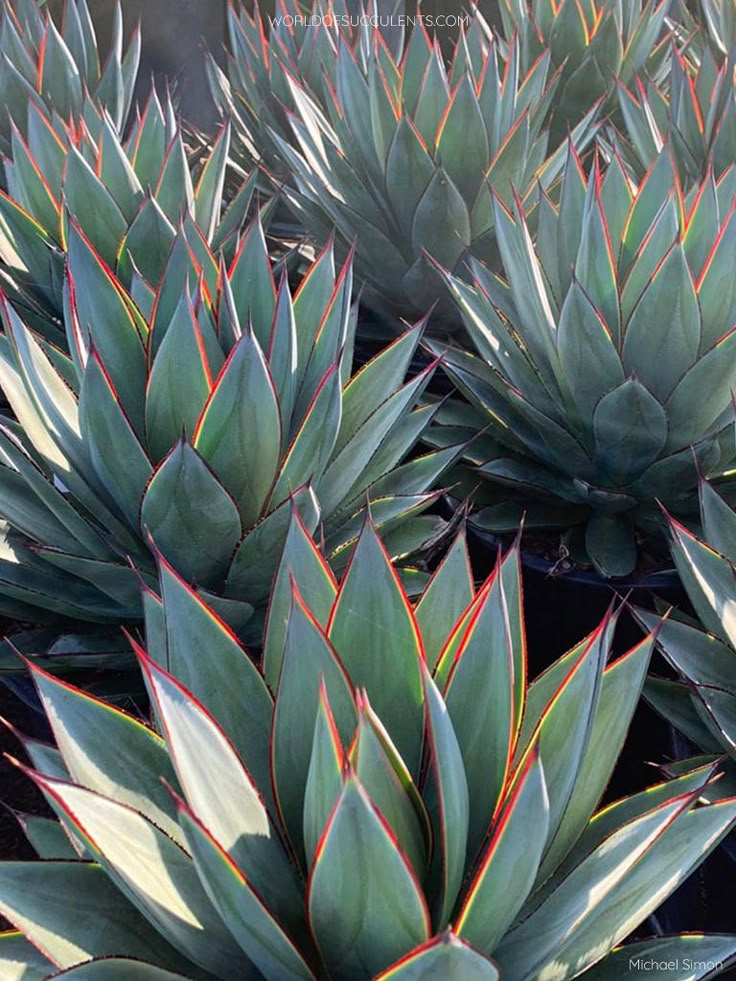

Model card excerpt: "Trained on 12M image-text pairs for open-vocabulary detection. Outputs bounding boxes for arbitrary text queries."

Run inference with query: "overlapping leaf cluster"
[3,514,735,979]
[433,145,736,577]
[0,218,454,642]
[213,0,599,319]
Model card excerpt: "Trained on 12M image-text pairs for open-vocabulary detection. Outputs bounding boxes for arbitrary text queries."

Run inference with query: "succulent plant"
[2,513,736,978]
[609,43,736,186]
[638,479,736,788]
[0,87,262,344]
[431,145,736,578]
[498,0,672,138]
[212,0,599,320]
[0,0,140,155]
[0,215,455,653]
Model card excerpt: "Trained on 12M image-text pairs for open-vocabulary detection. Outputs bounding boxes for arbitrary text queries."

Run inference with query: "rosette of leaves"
[430,145,736,578]
[213,0,599,320]
[0,87,263,344]
[0,0,140,155]
[498,0,672,137]
[0,215,455,662]
[2,512,736,978]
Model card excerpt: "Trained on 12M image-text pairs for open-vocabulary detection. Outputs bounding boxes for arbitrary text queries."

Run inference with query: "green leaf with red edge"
[268,273,298,439]
[155,556,274,815]
[140,439,241,589]
[510,796,736,979]
[67,220,147,431]
[415,530,474,673]
[327,518,425,777]
[176,799,317,980]
[0,861,190,974]
[350,693,429,882]
[148,233,200,358]
[63,147,127,270]
[583,935,736,980]
[442,549,521,859]
[375,932,500,980]
[139,652,303,933]
[422,664,469,929]
[194,121,231,242]
[436,74,489,204]
[385,117,435,240]
[155,134,194,224]
[292,237,336,368]
[272,584,357,862]
[225,483,320,604]
[411,167,470,271]
[536,633,654,882]
[227,216,276,353]
[193,327,282,528]
[79,349,152,531]
[116,195,176,288]
[28,661,183,845]
[700,478,736,565]
[697,199,736,351]
[0,930,53,980]
[455,747,549,955]
[307,774,431,980]
[303,682,346,869]
[16,812,77,859]
[574,177,620,344]
[433,582,489,692]
[145,291,222,463]
[269,363,342,509]
[38,18,82,117]
[8,125,60,237]
[263,505,337,692]
[668,513,736,648]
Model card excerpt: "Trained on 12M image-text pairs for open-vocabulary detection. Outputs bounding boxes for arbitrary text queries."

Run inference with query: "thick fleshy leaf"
[193,328,281,527]
[141,440,241,589]
[50,961,192,979]
[592,378,668,485]
[456,747,549,954]
[422,665,469,928]
[583,935,736,979]
[156,556,274,813]
[15,813,77,859]
[328,519,425,776]
[0,861,190,974]
[29,662,182,844]
[63,148,127,269]
[411,167,470,271]
[177,801,317,981]
[303,682,346,869]
[375,932,500,980]
[0,931,53,981]
[415,530,474,672]
[272,584,357,859]
[263,505,337,692]
[307,774,431,980]
[139,653,303,931]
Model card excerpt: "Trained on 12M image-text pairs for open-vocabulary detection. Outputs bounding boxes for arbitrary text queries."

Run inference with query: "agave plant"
[0,0,140,156]
[498,0,672,136]
[432,144,736,578]
[0,215,455,655]
[0,86,263,343]
[2,513,736,978]
[609,42,736,186]
[637,479,736,788]
[214,0,599,320]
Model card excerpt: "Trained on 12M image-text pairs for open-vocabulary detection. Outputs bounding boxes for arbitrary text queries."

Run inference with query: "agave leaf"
[584,513,637,579]
[116,195,176,288]
[63,147,127,270]
[193,122,230,241]
[415,530,474,672]
[351,693,429,883]
[262,505,337,692]
[272,585,357,860]
[385,117,435,239]
[636,606,736,692]
[328,519,424,776]
[139,653,303,931]
[303,682,345,869]
[50,961,192,979]
[0,861,190,974]
[376,932,500,979]
[422,665,469,928]
[38,19,82,117]
[193,328,281,528]
[156,556,274,814]
[698,203,736,350]
[307,774,431,979]
[443,549,522,858]
[0,930,53,981]
[644,677,723,754]
[537,634,654,880]
[141,440,241,590]
[411,168,470,271]
[177,800,316,981]
[456,747,549,954]
[584,935,736,979]
[228,217,276,352]
[15,812,77,859]
[30,662,183,844]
